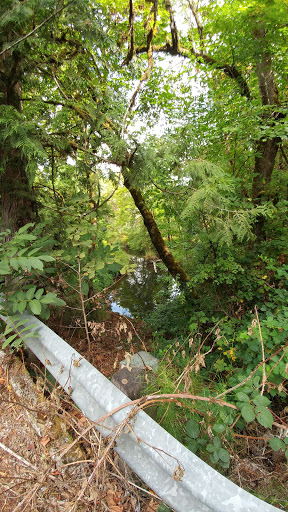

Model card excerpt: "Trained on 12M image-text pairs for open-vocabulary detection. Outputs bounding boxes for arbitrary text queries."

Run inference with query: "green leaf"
[241,404,256,423]
[35,288,44,299]
[0,261,11,275]
[16,234,36,242]
[255,406,273,428]
[187,440,198,453]
[27,247,41,257]
[17,223,34,234]
[2,333,18,349]
[28,257,44,271]
[236,392,250,402]
[17,257,29,270]
[29,299,42,315]
[18,247,29,257]
[38,255,54,262]
[213,436,221,448]
[12,300,27,314]
[211,451,219,463]
[269,438,284,451]
[212,423,226,434]
[17,324,36,335]
[253,394,270,407]
[40,292,57,304]
[218,448,230,463]
[9,258,20,270]
[26,286,37,300]
[95,260,105,270]
[40,292,66,306]
[4,325,13,335]
[206,443,216,453]
[185,419,199,439]
[49,297,66,306]
[81,281,89,296]
[39,306,50,320]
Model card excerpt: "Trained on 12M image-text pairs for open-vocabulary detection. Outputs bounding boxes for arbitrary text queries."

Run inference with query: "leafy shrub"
[0,223,65,349]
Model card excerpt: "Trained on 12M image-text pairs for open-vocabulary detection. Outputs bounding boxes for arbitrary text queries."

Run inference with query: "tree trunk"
[251,138,279,201]
[0,48,36,234]
[0,152,36,233]
[251,43,280,203]
[123,175,189,283]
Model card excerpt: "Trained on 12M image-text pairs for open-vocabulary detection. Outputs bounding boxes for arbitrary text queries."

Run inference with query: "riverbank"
[47,310,152,378]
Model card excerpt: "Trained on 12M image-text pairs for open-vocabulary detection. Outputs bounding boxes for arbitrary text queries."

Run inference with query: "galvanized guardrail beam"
[1,312,281,512]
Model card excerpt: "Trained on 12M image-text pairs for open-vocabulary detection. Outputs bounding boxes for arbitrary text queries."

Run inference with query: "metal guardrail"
[1,312,282,512]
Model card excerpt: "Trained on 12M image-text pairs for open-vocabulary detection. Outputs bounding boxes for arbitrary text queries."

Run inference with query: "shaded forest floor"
[47,309,152,378]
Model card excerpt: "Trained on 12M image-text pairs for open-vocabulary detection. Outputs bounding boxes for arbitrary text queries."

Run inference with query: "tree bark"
[0,151,35,233]
[251,138,279,201]
[123,174,189,283]
[0,47,36,234]
[251,41,280,202]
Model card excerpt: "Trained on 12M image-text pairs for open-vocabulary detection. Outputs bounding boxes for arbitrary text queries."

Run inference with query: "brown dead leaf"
[106,489,123,511]
[123,352,132,372]
[194,353,206,373]
[40,435,50,447]
[172,464,185,481]
[113,354,119,370]
[119,321,127,333]
[73,357,83,367]
[146,498,159,511]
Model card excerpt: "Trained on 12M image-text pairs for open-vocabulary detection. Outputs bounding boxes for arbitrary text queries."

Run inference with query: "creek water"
[109,257,179,319]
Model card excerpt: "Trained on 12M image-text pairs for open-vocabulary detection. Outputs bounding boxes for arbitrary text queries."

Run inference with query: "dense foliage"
[1,0,288,506]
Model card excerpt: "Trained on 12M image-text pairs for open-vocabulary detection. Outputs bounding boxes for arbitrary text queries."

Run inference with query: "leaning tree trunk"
[0,47,36,235]
[123,174,189,283]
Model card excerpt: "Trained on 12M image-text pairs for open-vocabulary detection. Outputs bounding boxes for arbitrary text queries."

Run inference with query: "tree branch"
[133,44,251,98]
[164,0,181,54]
[0,1,75,57]
[122,0,136,66]
[188,0,204,45]
[121,1,159,134]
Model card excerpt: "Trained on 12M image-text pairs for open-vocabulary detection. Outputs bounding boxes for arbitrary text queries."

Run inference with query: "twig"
[52,70,70,100]
[77,248,91,361]
[215,340,288,400]
[122,315,147,351]
[255,306,266,395]
[0,442,37,471]
[52,390,238,463]
[11,481,43,512]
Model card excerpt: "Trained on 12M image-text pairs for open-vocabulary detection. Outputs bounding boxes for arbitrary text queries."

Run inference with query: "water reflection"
[109,257,180,319]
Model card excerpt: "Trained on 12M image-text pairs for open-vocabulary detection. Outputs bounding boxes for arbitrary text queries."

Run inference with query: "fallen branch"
[0,441,37,471]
